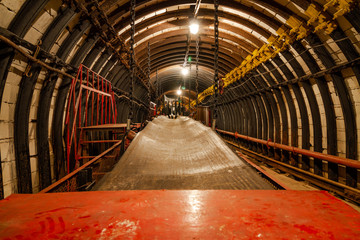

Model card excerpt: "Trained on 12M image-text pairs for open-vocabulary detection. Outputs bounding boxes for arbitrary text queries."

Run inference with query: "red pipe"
[216,129,360,169]
[97,74,100,124]
[81,140,121,143]
[105,81,108,124]
[108,92,111,124]
[40,140,123,193]
[101,77,104,125]
[91,72,94,126]
[85,68,89,127]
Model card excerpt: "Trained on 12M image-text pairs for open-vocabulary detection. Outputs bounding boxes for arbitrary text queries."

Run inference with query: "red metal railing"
[216,129,360,169]
[39,140,123,193]
[65,64,118,174]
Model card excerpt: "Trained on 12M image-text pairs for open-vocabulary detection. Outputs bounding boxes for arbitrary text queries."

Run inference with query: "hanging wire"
[196,34,200,110]
[147,41,151,117]
[183,34,191,67]
[194,0,202,18]
[212,0,219,129]
[128,0,136,129]
[156,68,159,106]
[183,1,201,68]
[147,42,151,81]
[147,42,151,97]
[189,63,191,111]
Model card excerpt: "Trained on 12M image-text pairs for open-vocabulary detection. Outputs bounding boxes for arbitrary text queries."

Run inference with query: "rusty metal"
[0,26,74,71]
[0,35,74,79]
[0,33,147,108]
[128,0,136,130]
[23,39,42,77]
[69,0,150,90]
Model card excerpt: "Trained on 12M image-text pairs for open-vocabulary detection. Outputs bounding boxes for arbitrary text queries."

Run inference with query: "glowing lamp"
[189,23,199,34]
[181,68,189,76]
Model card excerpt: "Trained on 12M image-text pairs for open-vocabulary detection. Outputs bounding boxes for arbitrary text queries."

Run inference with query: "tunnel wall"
[215,7,360,187]
[0,0,360,197]
[0,0,149,197]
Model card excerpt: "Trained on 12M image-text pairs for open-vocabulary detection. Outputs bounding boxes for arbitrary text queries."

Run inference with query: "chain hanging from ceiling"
[147,42,151,98]
[196,34,200,110]
[189,63,191,111]
[147,42,151,81]
[156,68,159,106]
[127,0,136,130]
[147,41,151,117]
[183,34,191,68]
[212,0,219,130]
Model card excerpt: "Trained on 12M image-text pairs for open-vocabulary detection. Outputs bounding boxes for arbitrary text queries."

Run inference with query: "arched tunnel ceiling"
[1,0,360,197]
[97,0,303,95]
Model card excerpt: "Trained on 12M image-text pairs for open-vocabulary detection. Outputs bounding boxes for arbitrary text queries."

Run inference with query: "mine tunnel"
[0,0,360,238]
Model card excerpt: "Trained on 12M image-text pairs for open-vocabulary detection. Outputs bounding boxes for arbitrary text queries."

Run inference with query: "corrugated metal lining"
[0,0,359,194]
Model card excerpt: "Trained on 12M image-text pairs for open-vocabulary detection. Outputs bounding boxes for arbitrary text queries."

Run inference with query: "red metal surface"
[217,129,360,169]
[1,190,359,239]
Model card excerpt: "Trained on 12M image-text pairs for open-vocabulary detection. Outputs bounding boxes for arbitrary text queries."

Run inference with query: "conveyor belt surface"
[94,116,273,190]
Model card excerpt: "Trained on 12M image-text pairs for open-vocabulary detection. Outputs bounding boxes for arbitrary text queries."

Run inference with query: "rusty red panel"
[0,190,359,239]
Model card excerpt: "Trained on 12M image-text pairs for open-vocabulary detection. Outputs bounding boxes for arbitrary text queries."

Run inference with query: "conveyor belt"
[94,116,273,190]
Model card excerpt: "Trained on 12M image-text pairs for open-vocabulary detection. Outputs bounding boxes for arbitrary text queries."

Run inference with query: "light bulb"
[181,68,189,76]
[189,23,199,34]
[177,89,182,95]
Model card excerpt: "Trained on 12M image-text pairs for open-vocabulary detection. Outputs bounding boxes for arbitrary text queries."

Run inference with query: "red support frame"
[64,64,118,174]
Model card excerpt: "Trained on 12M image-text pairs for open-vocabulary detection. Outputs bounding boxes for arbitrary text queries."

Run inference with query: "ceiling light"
[177,89,182,95]
[189,22,199,34]
[181,68,189,76]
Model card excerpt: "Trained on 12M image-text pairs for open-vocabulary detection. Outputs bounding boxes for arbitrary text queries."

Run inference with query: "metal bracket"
[212,119,216,130]
[23,39,42,77]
